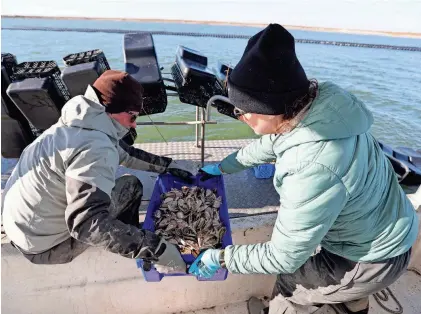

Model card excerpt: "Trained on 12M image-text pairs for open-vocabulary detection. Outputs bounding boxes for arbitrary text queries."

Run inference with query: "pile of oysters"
[153,186,226,256]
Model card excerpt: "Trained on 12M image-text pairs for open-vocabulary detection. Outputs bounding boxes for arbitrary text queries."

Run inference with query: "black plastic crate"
[13,61,58,78]
[12,61,71,102]
[170,46,223,108]
[123,33,167,115]
[214,61,233,96]
[1,99,35,158]
[1,53,18,79]
[61,61,103,97]
[174,46,215,85]
[7,76,65,130]
[1,55,17,99]
[1,54,36,157]
[63,49,110,73]
[171,64,223,108]
[62,50,110,98]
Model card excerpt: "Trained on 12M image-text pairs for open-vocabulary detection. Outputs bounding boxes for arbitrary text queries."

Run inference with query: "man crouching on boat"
[191,24,418,314]
[2,70,190,272]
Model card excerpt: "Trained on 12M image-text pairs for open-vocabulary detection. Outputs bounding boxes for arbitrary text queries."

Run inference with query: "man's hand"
[148,239,187,274]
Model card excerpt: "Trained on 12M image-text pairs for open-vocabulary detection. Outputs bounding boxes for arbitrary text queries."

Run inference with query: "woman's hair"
[283,79,318,120]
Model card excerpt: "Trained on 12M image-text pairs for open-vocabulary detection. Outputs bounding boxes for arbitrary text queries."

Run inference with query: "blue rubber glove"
[188,249,222,278]
[199,163,223,181]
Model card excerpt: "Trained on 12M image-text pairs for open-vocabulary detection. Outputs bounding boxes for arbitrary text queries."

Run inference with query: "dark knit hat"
[92,70,143,113]
[228,24,309,115]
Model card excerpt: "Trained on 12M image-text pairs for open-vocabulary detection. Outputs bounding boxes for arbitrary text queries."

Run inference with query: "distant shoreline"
[3,15,421,39]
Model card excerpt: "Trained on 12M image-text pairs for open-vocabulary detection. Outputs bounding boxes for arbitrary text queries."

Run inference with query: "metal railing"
[136,94,229,167]
[136,103,218,167]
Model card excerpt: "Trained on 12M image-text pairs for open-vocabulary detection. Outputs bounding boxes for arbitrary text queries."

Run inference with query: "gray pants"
[269,248,411,314]
[13,175,143,265]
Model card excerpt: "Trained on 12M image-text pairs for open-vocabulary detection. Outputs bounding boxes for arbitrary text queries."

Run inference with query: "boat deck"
[1,139,420,314]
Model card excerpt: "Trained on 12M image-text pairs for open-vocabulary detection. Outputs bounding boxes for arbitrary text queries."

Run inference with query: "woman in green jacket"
[189,24,418,314]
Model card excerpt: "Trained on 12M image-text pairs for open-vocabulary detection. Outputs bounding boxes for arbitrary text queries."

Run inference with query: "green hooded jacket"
[221,82,418,274]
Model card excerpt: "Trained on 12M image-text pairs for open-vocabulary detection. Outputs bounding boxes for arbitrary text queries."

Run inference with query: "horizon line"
[3,15,421,39]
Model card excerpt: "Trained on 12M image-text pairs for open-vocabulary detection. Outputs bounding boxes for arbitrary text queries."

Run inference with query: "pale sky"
[2,0,421,33]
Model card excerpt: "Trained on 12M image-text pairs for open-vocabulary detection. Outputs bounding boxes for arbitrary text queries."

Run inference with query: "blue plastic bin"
[137,173,233,282]
[253,164,275,179]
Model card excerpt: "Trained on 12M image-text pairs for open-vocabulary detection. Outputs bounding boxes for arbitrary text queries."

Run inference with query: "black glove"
[142,239,186,274]
[166,160,199,183]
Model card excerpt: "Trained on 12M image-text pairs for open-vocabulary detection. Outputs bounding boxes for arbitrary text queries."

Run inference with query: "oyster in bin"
[153,186,226,256]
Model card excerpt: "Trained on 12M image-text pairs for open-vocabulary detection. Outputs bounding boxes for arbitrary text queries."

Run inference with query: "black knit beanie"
[228,24,309,115]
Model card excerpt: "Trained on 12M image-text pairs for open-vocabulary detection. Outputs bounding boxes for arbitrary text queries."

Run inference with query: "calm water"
[2,17,421,148]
